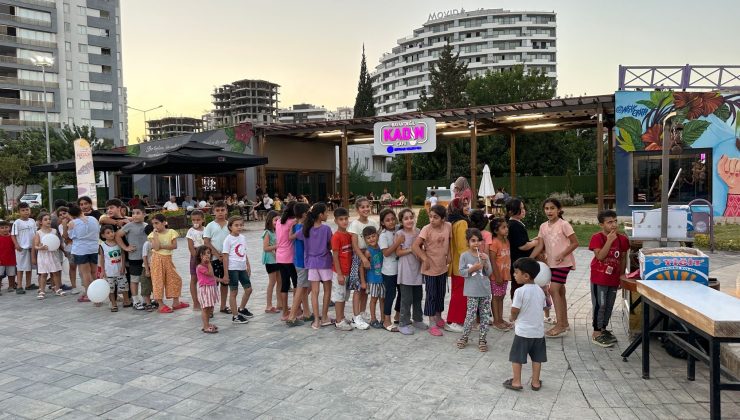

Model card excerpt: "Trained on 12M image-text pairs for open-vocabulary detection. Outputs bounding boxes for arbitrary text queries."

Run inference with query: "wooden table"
[636,280,740,419]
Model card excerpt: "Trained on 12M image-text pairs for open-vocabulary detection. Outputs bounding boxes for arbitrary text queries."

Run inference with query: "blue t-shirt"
[293,223,305,269]
[365,246,383,284]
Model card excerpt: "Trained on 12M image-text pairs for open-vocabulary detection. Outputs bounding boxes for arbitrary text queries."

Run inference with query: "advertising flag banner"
[73,138,97,208]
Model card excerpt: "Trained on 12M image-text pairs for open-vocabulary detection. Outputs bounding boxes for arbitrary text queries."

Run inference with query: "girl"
[276,202,297,321]
[222,216,253,324]
[287,202,313,326]
[262,210,280,313]
[506,198,539,300]
[56,206,80,294]
[532,198,578,338]
[99,224,128,311]
[195,246,225,333]
[297,203,334,329]
[489,217,512,331]
[186,210,206,310]
[470,210,492,256]
[148,213,189,313]
[378,209,402,331]
[33,213,65,299]
[396,209,424,335]
[445,198,471,333]
[347,196,378,330]
[63,204,100,303]
[412,204,451,337]
[457,228,493,352]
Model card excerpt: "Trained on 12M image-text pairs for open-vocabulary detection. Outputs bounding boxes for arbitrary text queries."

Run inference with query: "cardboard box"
[631,208,689,239]
[639,247,709,285]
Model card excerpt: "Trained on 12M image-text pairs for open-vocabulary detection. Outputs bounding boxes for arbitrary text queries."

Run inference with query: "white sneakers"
[444,323,464,333]
[335,319,353,331]
[352,314,370,330]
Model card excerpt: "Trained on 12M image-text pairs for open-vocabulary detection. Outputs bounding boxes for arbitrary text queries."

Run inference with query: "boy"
[362,226,385,329]
[0,220,17,293]
[427,190,438,207]
[12,203,36,294]
[99,225,128,311]
[504,257,546,391]
[117,207,148,310]
[222,216,252,324]
[204,201,230,313]
[100,199,129,230]
[186,210,206,310]
[589,210,629,348]
[331,208,353,331]
[140,223,155,311]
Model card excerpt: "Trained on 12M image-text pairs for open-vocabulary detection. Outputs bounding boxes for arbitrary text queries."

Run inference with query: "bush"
[416,208,429,229]
[413,195,424,205]
[694,234,740,251]
[548,191,585,207]
[521,196,547,228]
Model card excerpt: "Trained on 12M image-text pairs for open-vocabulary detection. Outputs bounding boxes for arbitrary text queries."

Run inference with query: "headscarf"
[446,198,469,225]
[453,177,473,203]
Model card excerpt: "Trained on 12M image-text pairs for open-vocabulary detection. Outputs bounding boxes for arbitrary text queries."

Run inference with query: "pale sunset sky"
[121,0,740,143]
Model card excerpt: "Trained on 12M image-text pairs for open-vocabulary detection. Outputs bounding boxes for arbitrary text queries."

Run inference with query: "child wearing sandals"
[504,257,546,391]
[489,217,513,331]
[331,207,354,331]
[456,228,493,352]
[362,226,384,329]
[396,209,425,335]
[261,210,280,313]
[287,202,313,326]
[297,203,334,329]
[148,214,189,313]
[196,246,226,333]
[99,224,127,311]
[32,213,66,299]
[347,197,378,330]
[378,209,402,331]
[185,210,206,310]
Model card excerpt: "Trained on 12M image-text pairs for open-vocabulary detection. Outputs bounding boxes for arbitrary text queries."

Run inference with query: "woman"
[444,197,470,333]
[453,177,473,204]
[506,198,539,299]
[63,204,100,303]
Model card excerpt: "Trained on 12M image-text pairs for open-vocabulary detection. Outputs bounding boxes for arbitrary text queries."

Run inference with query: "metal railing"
[0,97,54,107]
[0,118,61,127]
[619,65,740,90]
[0,33,56,48]
[0,13,52,27]
[15,0,56,8]
[0,75,59,88]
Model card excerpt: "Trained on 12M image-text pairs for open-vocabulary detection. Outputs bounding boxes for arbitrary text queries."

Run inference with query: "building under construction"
[212,79,279,127]
[146,117,204,140]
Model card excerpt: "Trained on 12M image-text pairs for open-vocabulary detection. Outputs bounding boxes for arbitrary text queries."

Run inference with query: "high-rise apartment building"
[146,116,203,141]
[212,79,279,127]
[0,0,127,145]
[371,8,556,115]
[277,104,354,124]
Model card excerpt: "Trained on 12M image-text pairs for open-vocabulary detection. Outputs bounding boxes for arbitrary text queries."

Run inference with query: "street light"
[127,105,162,141]
[30,55,54,207]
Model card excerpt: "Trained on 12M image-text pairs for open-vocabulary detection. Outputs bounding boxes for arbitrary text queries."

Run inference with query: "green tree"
[348,158,370,184]
[466,65,556,106]
[353,44,375,118]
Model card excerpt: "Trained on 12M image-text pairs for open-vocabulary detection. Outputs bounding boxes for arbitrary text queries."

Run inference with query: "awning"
[30,150,143,174]
[120,141,267,175]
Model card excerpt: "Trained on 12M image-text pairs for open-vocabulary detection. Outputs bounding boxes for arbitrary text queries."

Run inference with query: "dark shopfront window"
[632,149,711,204]
[266,171,332,202]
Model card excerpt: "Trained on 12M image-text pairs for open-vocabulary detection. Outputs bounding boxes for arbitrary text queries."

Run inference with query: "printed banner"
[73,139,97,208]
[373,118,437,155]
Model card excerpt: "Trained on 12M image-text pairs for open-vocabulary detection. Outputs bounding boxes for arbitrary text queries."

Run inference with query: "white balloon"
[87,279,110,303]
[534,262,551,287]
[199,201,207,208]
[186,206,194,212]
[41,234,60,251]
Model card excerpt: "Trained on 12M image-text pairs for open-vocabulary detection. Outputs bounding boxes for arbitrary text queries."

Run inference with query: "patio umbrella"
[120,140,267,174]
[29,150,142,173]
[478,164,496,214]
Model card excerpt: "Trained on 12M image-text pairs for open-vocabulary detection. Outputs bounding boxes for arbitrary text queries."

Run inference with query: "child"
[0,220,17,293]
[504,257,546,391]
[276,202,297,321]
[470,210,491,255]
[148,214,189,313]
[222,216,252,324]
[12,202,36,294]
[378,209,402,331]
[457,228,493,351]
[287,203,312,326]
[532,198,578,338]
[362,226,384,329]
[589,210,629,348]
[396,209,424,335]
[297,203,334,329]
[185,210,206,310]
[56,207,80,294]
[140,223,154,311]
[203,201,230,314]
[331,207,354,331]
[195,246,226,333]
[32,213,65,299]
[64,204,100,303]
[347,196,378,330]
[412,204,451,337]
[99,224,128,310]
[261,210,280,313]
[489,217,513,331]
[117,207,148,310]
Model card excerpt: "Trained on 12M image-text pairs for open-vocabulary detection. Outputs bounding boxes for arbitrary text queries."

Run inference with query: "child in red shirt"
[0,221,17,292]
[331,207,353,331]
[589,210,629,348]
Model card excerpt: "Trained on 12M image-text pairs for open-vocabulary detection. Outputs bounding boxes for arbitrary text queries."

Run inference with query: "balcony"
[15,0,55,8]
[0,118,60,128]
[0,97,54,108]
[0,75,58,88]
[0,13,52,27]
[0,34,55,49]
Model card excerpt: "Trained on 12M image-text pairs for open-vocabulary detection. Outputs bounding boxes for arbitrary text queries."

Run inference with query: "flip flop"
[546,328,568,338]
[502,378,523,391]
[531,379,542,391]
[385,325,399,332]
[172,302,190,310]
[321,319,335,327]
[201,326,218,334]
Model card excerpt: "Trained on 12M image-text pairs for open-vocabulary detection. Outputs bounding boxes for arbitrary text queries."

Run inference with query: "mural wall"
[615,91,740,216]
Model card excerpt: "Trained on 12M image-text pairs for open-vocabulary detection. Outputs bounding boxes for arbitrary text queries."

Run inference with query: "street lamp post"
[31,56,54,207]
[127,105,162,141]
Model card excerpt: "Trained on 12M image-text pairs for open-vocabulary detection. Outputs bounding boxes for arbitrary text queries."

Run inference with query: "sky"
[121,0,740,143]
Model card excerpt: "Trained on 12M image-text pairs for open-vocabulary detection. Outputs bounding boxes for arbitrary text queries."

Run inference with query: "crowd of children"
[1,194,631,391]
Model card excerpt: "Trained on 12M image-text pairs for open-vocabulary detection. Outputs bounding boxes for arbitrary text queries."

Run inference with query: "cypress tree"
[353,44,376,118]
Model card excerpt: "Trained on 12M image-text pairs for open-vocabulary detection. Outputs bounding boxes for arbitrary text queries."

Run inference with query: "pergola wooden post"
[258,132,267,195]
[470,118,477,195]
[596,103,605,211]
[405,155,412,209]
[509,131,516,196]
[340,127,349,209]
[607,123,615,194]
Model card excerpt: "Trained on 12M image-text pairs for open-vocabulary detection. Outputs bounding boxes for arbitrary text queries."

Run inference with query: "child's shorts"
[197,284,220,308]
[15,249,31,271]
[0,265,16,278]
[139,273,153,296]
[128,260,143,277]
[296,268,309,288]
[509,335,547,364]
[265,263,280,274]
[308,268,332,282]
[331,276,350,303]
[550,267,572,285]
[491,280,508,297]
[367,282,385,298]
[107,276,128,293]
[228,270,251,290]
[347,255,362,291]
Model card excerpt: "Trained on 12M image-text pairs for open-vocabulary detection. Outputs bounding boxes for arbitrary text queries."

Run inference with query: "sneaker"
[6,287,14,293]
[602,330,618,344]
[335,319,353,331]
[26,284,39,290]
[352,315,369,330]
[285,318,304,327]
[60,284,73,291]
[133,302,145,311]
[369,320,383,329]
[399,325,414,335]
[444,323,464,333]
[16,288,26,295]
[238,308,254,318]
[592,334,614,348]
[144,303,154,312]
[429,326,443,337]
[413,321,429,330]
[232,314,249,324]
[69,288,81,295]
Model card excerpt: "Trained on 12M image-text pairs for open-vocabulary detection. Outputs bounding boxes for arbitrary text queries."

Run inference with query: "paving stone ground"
[0,219,738,419]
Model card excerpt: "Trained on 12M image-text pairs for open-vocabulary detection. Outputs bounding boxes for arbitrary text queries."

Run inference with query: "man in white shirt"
[181,195,196,209]
[162,196,179,211]
[262,194,273,210]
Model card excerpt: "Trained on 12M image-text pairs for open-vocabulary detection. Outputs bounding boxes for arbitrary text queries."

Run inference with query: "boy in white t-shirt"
[186,210,206,310]
[12,203,36,293]
[222,216,252,324]
[504,257,546,392]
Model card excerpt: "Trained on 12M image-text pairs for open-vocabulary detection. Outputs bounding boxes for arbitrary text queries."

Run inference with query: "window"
[65,42,71,52]
[632,149,711,203]
[64,22,71,32]
[63,3,69,13]
[68,118,74,126]
[89,82,111,92]
[18,69,57,83]
[80,81,89,90]
[65,60,72,71]
[77,25,86,35]
[66,79,73,89]
[79,62,88,72]
[78,44,87,53]
[67,98,73,108]
[20,91,52,103]
[80,100,89,109]
[90,101,112,110]
[17,29,56,43]
[20,111,59,123]
[81,118,90,125]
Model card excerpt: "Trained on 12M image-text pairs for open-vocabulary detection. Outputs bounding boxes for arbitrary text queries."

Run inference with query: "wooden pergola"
[259,94,616,210]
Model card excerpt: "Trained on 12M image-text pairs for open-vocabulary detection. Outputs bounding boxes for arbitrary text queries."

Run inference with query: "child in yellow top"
[147,214,189,313]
